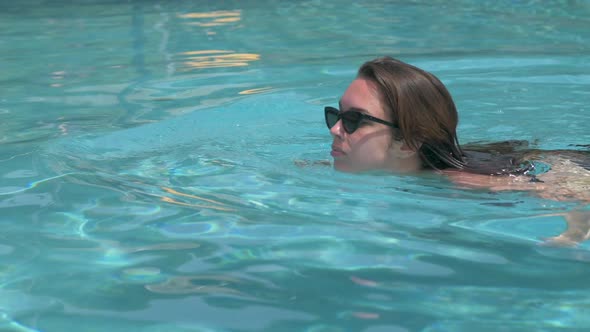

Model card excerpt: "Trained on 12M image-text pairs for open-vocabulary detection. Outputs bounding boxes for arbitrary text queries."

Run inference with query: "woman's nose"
[329,119,344,137]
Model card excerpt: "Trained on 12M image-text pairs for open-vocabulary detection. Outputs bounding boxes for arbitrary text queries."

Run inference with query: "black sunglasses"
[324,106,398,134]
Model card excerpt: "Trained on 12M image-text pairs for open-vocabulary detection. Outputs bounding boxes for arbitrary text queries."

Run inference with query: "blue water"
[1,1,590,331]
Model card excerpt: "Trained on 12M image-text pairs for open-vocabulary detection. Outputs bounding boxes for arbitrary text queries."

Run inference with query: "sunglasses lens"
[325,107,339,129]
[341,112,361,134]
[324,107,362,134]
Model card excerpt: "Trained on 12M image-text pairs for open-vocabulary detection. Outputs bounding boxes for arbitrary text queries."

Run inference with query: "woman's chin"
[333,160,357,173]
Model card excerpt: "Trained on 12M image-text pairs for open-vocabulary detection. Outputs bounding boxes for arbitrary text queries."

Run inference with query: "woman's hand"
[543,210,590,246]
[294,159,331,168]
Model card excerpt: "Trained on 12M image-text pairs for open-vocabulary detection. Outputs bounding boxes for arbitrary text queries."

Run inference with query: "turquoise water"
[1,1,590,331]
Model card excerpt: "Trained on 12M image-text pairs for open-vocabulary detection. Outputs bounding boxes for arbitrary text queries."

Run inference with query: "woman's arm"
[442,170,547,192]
[442,169,590,246]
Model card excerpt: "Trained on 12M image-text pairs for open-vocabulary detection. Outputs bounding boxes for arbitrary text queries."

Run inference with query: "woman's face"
[329,78,396,172]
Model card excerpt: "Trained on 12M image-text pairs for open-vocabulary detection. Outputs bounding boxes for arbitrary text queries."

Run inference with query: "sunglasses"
[324,106,398,134]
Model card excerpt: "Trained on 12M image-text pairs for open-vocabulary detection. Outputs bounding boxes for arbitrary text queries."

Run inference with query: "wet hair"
[357,56,534,175]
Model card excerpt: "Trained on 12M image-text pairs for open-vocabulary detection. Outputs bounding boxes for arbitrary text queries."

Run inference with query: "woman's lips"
[331,146,345,157]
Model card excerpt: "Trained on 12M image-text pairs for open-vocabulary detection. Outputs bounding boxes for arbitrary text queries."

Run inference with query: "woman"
[325,56,589,244]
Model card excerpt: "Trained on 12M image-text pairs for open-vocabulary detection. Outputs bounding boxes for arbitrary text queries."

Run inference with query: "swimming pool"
[1,0,589,331]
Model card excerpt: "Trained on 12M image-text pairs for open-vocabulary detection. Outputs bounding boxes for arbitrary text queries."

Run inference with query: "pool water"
[1,1,590,331]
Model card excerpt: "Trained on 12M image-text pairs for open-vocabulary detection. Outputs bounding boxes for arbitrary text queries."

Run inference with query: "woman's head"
[327,56,465,173]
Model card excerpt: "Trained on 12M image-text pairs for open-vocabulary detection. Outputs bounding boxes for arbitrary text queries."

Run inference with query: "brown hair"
[357,56,532,175]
